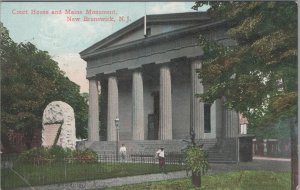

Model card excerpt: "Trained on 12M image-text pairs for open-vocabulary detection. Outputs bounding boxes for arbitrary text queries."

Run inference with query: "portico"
[80,12,239,148]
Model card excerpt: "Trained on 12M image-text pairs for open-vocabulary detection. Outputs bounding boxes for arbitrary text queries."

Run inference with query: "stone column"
[107,75,119,141]
[190,59,204,139]
[132,70,144,140]
[159,65,172,140]
[88,79,100,141]
[225,109,239,138]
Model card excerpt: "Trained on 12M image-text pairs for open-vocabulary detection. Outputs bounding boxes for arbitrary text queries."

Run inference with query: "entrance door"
[148,91,159,140]
[147,114,155,140]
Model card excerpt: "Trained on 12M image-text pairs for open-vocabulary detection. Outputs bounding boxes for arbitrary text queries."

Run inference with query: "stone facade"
[42,101,76,149]
[80,12,239,161]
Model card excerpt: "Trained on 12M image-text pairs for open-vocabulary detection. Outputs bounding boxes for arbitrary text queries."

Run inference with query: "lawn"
[99,171,291,190]
[1,162,184,189]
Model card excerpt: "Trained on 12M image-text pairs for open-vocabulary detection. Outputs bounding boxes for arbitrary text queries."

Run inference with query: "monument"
[42,101,76,150]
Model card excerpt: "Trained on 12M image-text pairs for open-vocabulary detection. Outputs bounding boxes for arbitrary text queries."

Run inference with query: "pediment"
[80,12,211,59]
[106,21,205,47]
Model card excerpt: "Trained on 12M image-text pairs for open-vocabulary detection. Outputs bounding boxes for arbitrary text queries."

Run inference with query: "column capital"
[105,72,118,77]
[87,76,99,81]
[130,67,143,73]
[156,60,171,65]
[159,62,172,67]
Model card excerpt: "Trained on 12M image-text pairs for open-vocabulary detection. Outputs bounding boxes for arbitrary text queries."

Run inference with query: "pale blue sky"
[1,2,209,92]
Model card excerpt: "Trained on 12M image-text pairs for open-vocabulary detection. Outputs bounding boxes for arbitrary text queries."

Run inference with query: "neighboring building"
[80,12,240,162]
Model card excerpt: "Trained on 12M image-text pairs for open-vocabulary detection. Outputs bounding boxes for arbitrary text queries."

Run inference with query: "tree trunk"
[192,172,201,187]
[291,118,298,190]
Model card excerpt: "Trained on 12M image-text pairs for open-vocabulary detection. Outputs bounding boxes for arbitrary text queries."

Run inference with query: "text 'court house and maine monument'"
[80,12,240,162]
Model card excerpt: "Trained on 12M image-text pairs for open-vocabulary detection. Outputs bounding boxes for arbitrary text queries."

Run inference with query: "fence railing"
[1,152,185,190]
[252,139,290,158]
[99,152,185,164]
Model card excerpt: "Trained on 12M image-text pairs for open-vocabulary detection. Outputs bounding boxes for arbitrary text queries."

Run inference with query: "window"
[204,103,211,133]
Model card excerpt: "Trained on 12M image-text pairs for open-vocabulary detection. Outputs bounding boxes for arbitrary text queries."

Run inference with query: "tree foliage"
[193,2,297,128]
[192,2,297,188]
[185,145,209,176]
[1,22,88,150]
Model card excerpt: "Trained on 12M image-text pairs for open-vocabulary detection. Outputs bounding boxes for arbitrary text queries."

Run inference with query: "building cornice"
[81,19,226,60]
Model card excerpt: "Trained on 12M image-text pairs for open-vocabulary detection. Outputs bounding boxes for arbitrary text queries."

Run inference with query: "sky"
[1,2,209,93]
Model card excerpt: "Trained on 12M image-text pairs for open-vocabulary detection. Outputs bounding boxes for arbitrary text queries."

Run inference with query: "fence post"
[64,160,67,181]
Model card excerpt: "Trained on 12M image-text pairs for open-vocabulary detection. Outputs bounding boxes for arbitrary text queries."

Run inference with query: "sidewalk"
[17,159,290,190]
[253,156,291,162]
[208,158,290,175]
[16,171,187,190]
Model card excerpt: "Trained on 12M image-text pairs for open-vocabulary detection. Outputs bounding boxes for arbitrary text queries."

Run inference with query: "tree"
[1,23,55,150]
[1,22,88,151]
[192,2,297,189]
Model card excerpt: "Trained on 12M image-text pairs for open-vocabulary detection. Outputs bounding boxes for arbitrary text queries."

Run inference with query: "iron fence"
[98,152,184,163]
[253,139,290,158]
[1,152,185,190]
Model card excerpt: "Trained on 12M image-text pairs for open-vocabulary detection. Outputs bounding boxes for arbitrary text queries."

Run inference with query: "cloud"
[53,53,89,93]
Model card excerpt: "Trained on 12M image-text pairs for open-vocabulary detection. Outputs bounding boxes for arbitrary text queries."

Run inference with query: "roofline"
[79,12,210,56]
[81,19,227,60]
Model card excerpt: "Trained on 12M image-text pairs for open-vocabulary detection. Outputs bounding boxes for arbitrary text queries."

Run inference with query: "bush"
[48,145,72,161]
[17,147,54,164]
[17,146,98,164]
[72,149,98,163]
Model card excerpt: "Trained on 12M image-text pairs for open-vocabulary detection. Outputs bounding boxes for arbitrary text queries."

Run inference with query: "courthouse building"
[80,12,240,162]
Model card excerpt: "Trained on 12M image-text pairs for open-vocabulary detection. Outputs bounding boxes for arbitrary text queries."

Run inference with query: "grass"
[1,162,184,189]
[99,170,291,190]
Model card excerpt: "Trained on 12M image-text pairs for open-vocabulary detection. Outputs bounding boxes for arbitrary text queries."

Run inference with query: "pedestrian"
[119,144,127,161]
[156,147,166,173]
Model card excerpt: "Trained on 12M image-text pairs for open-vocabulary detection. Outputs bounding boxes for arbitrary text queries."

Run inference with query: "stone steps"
[85,138,238,163]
